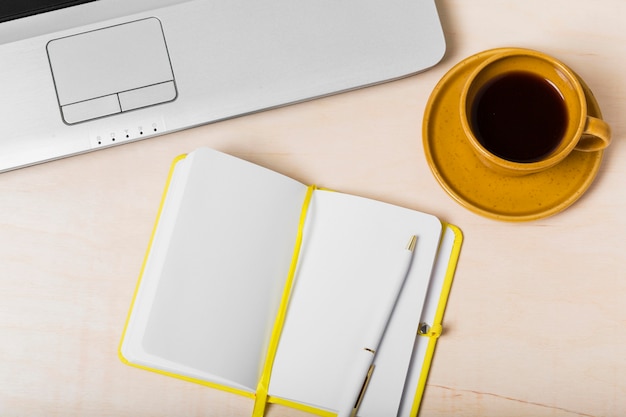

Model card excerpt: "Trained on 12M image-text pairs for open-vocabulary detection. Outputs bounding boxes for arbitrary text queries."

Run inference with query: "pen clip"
[350,364,375,417]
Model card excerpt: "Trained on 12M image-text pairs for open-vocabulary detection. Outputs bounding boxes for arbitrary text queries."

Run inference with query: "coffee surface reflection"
[470,71,567,163]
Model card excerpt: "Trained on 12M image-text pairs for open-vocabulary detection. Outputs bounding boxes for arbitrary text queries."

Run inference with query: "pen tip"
[406,235,417,252]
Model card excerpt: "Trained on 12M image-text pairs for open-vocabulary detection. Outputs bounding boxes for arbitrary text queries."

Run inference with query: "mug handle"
[575,116,612,152]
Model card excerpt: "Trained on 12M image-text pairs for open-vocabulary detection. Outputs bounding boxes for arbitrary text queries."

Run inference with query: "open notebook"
[119,147,462,416]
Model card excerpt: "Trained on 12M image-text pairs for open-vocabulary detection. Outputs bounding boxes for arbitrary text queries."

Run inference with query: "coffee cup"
[459,48,611,176]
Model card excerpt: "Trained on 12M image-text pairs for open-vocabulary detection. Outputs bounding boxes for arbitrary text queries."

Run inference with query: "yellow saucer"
[423,48,604,221]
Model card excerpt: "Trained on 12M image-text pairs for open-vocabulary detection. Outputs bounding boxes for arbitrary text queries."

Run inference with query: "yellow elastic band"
[251,184,317,417]
[410,223,463,417]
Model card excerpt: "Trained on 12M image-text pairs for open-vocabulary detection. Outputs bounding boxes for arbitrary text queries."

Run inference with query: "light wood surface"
[2,1,625,416]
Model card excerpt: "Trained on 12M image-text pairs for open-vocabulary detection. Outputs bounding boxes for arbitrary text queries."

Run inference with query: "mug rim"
[459,48,587,174]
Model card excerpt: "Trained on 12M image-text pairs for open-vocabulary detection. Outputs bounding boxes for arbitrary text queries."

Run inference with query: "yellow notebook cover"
[119,147,462,416]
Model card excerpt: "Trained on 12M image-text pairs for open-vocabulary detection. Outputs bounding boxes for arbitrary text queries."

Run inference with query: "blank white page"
[122,148,308,390]
[268,190,443,415]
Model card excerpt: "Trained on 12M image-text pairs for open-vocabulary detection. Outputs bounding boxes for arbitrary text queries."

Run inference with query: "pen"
[337,235,418,417]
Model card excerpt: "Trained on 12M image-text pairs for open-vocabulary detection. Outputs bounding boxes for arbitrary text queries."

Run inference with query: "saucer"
[423,48,604,221]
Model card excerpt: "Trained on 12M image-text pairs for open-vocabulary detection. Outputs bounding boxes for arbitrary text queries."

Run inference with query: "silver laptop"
[0,0,446,172]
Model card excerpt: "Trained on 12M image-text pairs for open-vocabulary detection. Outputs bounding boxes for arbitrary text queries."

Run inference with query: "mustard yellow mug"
[459,48,611,176]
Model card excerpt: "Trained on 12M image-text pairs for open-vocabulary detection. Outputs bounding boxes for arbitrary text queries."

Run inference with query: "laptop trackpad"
[47,17,177,125]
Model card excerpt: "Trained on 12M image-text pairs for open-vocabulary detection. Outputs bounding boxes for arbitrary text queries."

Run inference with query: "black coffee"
[470,71,568,163]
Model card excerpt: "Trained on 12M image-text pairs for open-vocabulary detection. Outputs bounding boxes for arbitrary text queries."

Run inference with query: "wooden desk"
[1,1,625,416]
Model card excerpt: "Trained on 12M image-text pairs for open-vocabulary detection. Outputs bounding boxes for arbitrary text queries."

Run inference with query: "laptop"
[0,0,446,172]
